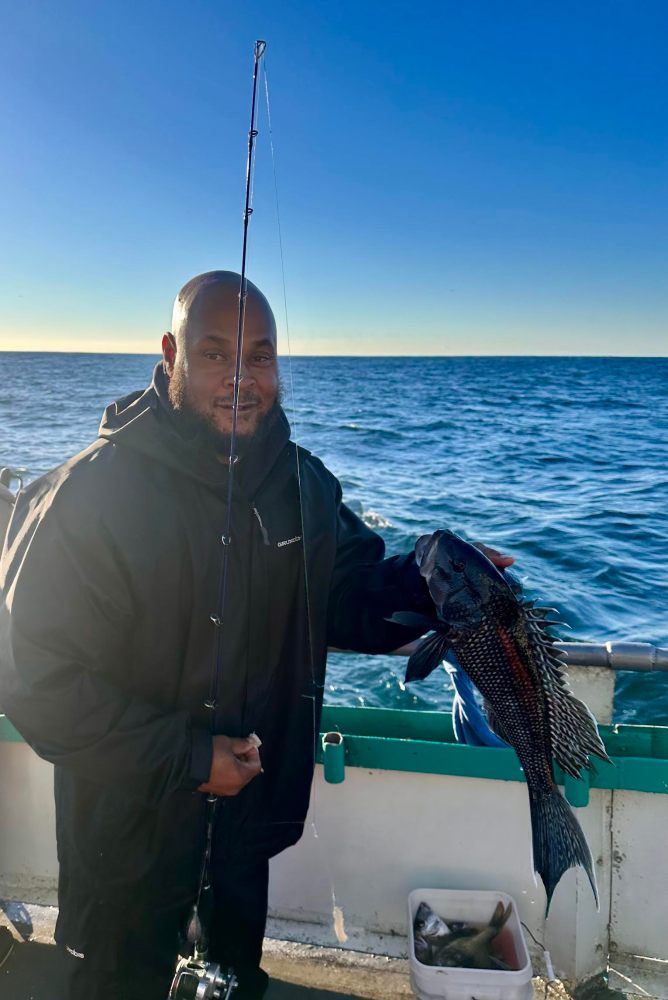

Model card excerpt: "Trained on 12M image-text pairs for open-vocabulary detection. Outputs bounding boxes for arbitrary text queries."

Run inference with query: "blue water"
[2,352,667,724]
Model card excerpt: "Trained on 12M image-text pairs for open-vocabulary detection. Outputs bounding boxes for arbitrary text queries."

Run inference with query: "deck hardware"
[322,731,345,784]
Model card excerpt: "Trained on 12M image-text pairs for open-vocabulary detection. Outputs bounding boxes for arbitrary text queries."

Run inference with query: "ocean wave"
[361,510,393,530]
[339,423,404,441]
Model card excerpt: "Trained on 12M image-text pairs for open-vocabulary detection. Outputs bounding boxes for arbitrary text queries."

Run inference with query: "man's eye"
[205,352,226,362]
[253,354,273,364]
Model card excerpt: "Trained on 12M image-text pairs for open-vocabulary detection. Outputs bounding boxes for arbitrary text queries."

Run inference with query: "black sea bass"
[393,530,610,911]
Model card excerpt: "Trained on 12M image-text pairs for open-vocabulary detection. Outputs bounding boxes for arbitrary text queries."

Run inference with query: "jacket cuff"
[394,552,433,614]
[187,726,213,788]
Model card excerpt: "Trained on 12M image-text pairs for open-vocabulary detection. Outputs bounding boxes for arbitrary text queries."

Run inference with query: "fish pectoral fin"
[387,611,441,630]
[405,629,452,682]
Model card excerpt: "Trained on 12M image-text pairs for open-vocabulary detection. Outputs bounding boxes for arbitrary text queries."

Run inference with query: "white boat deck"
[0,902,628,1000]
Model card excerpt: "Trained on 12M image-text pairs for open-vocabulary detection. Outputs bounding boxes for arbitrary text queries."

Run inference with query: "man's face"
[163,286,279,447]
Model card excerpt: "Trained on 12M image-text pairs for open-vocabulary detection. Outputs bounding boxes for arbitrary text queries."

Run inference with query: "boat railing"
[373,638,668,671]
[555,640,668,671]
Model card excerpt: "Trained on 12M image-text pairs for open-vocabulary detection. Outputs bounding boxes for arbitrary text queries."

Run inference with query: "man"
[0,271,512,1000]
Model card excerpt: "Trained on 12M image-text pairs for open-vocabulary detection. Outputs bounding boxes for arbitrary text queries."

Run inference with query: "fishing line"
[262,61,317,676]
[263,57,321,780]
[249,109,258,223]
[520,921,556,996]
[262,58,348,943]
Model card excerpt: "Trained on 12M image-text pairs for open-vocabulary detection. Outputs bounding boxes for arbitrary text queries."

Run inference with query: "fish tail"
[529,786,598,914]
[490,899,512,932]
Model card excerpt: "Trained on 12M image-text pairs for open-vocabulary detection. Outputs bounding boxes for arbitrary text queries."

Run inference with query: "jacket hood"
[98,362,291,496]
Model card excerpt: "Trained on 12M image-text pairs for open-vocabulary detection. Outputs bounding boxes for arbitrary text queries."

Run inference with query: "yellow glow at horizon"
[0,321,664,357]
[0,337,159,355]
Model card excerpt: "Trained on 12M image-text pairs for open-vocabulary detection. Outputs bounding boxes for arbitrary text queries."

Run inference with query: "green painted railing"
[0,715,22,742]
[317,706,668,799]
[3,707,668,798]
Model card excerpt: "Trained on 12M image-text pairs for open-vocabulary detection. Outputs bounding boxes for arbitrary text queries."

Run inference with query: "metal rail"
[556,641,668,672]
[380,639,668,672]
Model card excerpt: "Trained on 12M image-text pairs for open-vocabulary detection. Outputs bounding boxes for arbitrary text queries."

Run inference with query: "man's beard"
[167,366,283,458]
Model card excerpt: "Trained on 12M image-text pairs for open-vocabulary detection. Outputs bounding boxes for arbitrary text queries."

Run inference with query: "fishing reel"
[168,892,237,1000]
[168,955,237,999]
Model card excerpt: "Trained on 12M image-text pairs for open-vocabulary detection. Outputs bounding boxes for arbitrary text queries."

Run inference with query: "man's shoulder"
[24,438,139,503]
[12,437,157,541]
[293,445,340,494]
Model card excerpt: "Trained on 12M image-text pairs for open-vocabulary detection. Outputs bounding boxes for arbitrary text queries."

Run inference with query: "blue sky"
[1,1,666,355]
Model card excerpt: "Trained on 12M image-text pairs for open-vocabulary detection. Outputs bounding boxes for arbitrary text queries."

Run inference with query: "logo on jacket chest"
[276,534,302,548]
[253,501,303,550]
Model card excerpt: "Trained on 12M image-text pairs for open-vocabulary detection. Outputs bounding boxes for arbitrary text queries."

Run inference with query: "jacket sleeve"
[0,480,210,807]
[326,490,433,653]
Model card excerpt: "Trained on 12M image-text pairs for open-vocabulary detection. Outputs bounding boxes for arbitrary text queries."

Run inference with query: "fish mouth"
[430,582,469,609]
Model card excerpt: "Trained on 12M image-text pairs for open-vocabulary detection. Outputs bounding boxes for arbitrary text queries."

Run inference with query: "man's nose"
[224,361,256,387]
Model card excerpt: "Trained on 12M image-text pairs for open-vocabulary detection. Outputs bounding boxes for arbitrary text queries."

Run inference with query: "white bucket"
[407,888,533,1000]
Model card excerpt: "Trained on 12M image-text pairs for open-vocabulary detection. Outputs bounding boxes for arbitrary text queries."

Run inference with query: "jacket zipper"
[251,505,270,545]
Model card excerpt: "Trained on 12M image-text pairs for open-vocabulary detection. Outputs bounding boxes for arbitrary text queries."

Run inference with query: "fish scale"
[393,529,612,912]
[455,610,567,793]
[456,611,556,792]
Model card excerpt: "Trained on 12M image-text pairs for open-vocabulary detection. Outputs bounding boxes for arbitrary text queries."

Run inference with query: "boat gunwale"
[2,706,667,795]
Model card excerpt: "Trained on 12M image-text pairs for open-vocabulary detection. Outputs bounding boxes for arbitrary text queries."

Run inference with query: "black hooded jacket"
[0,365,428,958]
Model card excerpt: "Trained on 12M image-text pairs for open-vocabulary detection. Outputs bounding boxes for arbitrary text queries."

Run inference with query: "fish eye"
[451,560,465,573]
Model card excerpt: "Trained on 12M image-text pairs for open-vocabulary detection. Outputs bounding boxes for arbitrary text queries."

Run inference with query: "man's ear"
[162,332,177,375]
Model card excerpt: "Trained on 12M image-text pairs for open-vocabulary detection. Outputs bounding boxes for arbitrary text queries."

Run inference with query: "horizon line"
[1,349,666,360]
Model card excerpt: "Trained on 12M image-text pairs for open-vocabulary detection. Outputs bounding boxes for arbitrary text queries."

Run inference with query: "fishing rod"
[169,38,267,1000]
[208,36,267,710]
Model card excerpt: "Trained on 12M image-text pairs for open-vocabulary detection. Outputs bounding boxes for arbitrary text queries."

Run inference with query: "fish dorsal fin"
[519,602,610,776]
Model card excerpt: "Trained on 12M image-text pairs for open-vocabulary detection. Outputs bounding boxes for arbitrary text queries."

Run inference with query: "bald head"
[162,270,280,449]
[171,270,277,350]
